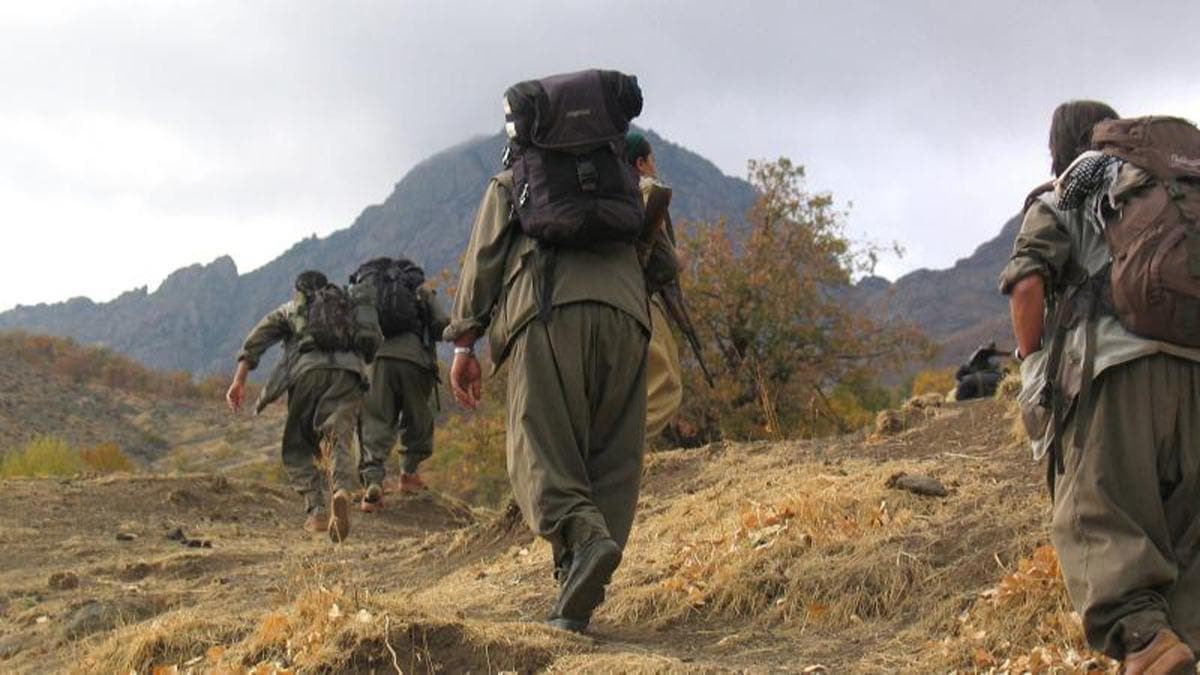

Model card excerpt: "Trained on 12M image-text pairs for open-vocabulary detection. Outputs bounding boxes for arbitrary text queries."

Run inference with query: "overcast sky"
[2,1,1199,312]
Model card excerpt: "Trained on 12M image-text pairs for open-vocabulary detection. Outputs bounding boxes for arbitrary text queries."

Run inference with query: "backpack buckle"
[576,159,598,192]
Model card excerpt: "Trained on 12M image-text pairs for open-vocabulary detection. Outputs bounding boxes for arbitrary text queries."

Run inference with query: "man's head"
[1049,100,1120,177]
[625,131,656,178]
[294,270,328,295]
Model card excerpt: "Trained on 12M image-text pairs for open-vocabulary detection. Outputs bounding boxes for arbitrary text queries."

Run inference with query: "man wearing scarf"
[1001,101,1200,674]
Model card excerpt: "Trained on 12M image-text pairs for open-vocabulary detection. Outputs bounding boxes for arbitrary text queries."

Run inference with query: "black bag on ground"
[503,69,645,246]
[302,284,357,352]
[350,257,426,338]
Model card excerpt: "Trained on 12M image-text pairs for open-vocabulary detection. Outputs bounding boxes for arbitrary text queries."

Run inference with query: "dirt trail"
[0,397,1089,673]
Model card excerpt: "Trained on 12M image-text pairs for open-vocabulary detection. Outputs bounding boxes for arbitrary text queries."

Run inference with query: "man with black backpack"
[351,257,448,510]
[953,342,1007,401]
[226,270,382,543]
[1002,102,1200,673]
[446,69,649,634]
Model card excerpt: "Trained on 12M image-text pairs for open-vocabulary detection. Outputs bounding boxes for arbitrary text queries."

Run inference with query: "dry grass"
[75,611,249,674]
[602,448,1044,647]
[122,585,576,674]
[58,397,1124,673]
[909,545,1117,673]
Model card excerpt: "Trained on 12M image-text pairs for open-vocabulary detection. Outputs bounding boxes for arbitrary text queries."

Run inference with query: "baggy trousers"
[281,369,363,513]
[1053,353,1200,658]
[359,357,437,484]
[645,297,683,438]
[504,302,649,566]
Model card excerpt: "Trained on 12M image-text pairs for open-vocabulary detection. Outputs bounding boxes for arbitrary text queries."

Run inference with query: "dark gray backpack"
[350,257,425,338]
[503,69,645,246]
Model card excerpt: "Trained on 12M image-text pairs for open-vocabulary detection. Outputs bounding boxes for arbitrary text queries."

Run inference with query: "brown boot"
[360,483,384,513]
[303,508,329,534]
[398,471,428,494]
[1123,629,1196,675]
[329,490,352,543]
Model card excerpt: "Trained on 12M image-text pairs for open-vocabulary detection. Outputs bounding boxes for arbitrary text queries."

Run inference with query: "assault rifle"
[642,182,715,387]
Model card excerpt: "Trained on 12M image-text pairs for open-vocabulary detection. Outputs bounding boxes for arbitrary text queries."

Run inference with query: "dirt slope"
[0,398,1124,673]
[0,337,286,466]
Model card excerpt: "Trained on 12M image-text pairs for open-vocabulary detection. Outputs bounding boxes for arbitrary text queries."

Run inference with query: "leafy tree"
[671,158,933,443]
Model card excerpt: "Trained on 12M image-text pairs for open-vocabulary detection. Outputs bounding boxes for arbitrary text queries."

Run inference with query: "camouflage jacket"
[238,290,380,413]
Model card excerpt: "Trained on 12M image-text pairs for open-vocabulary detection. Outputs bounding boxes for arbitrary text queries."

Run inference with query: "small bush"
[910,367,956,397]
[0,436,84,477]
[80,442,135,473]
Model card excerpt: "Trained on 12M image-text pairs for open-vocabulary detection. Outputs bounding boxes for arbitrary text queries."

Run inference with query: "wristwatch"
[454,346,474,357]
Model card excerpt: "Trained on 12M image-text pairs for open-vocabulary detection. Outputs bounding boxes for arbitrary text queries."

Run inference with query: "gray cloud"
[2,0,1198,310]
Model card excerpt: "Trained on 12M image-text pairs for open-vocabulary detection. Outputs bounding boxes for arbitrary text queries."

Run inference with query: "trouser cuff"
[400,454,426,474]
[304,493,327,513]
[562,513,611,552]
[1108,609,1171,659]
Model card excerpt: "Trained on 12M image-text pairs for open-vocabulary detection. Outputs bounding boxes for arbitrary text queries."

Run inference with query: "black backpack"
[503,69,645,246]
[301,283,357,352]
[350,257,426,338]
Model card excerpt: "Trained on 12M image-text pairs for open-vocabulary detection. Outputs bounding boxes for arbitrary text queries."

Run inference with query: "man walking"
[226,270,380,543]
[446,69,650,633]
[1002,101,1200,673]
[626,131,684,439]
[353,256,449,510]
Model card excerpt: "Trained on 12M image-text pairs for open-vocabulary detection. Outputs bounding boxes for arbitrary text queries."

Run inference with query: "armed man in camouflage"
[226,270,381,543]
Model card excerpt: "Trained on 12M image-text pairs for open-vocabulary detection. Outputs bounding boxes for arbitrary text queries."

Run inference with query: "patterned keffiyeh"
[1056,152,1121,210]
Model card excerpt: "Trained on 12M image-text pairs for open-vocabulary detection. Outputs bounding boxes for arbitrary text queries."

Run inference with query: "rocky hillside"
[0,395,1116,673]
[862,215,1020,368]
[0,130,756,376]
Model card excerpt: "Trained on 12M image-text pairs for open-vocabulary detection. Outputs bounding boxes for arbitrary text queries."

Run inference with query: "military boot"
[398,471,428,494]
[360,483,384,513]
[1122,629,1196,675]
[303,508,329,534]
[547,516,622,633]
[329,490,352,543]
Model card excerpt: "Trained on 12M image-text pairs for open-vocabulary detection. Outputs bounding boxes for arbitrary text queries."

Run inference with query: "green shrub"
[0,436,84,477]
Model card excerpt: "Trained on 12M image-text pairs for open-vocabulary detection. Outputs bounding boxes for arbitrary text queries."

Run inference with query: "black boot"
[547,537,622,633]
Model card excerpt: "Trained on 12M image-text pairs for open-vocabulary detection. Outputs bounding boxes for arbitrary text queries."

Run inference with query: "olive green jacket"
[238,290,379,414]
[375,287,449,372]
[444,170,650,370]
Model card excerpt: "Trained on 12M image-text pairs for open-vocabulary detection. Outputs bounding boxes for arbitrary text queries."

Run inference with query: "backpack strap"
[1041,291,1072,496]
[1042,270,1111,496]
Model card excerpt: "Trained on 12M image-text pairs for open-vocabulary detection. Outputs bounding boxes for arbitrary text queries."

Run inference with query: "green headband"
[625,131,651,166]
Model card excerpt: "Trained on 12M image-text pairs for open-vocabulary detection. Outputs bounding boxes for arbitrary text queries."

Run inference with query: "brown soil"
[0,398,1127,673]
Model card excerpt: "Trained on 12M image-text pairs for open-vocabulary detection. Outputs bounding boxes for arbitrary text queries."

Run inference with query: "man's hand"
[451,352,483,409]
[226,361,251,413]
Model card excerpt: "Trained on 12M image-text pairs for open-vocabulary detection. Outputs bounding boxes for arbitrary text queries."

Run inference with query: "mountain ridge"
[0,129,758,375]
